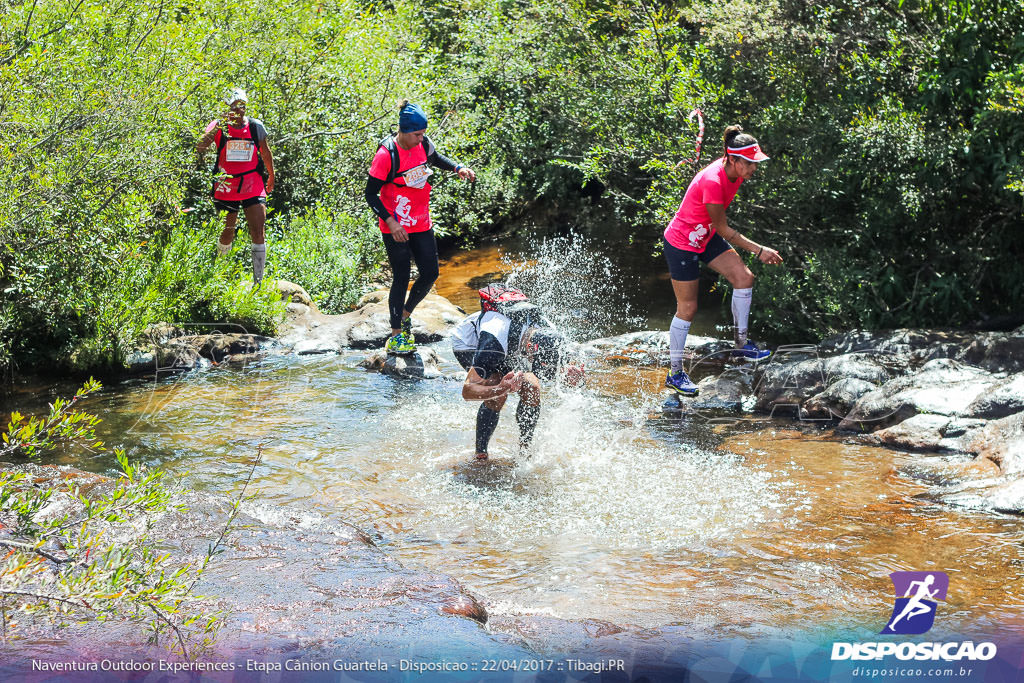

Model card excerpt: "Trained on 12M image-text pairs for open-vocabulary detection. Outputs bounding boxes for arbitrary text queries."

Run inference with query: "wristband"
[756,246,763,258]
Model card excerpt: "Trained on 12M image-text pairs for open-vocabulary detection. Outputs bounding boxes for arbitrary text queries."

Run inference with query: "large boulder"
[280,291,465,352]
[691,367,753,411]
[963,372,1024,419]
[819,329,974,358]
[935,476,1024,516]
[820,328,1024,374]
[802,377,879,420]
[275,279,317,309]
[753,353,891,414]
[838,359,1000,432]
[869,414,987,453]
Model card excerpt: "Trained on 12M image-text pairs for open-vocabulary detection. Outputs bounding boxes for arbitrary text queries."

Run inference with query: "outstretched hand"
[458,166,477,182]
[759,246,783,266]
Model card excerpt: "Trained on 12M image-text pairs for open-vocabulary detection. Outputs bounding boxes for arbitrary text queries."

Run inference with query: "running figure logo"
[882,571,949,635]
[394,195,417,228]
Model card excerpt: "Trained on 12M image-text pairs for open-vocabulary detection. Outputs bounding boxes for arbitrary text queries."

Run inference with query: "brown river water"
[10,235,1024,656]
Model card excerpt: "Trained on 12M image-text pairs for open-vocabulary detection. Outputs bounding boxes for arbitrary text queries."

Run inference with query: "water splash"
[498,232,646,342]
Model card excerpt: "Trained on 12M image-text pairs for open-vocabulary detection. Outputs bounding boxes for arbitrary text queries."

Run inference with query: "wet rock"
[195,333,264,362]
[957,333,1024,374]
[440,594,488,624]
[488,614,624,654]
[692,368,752,411]
[819,329,975,358]
[294,339,341,355]
[360,348,443,380]
[838,359,999,432]
[935,476,1024,516]
[581,331,731,366]
[125,341,200,375]
[869,415,987,453]
[275,279,316,309]
[802,378,878,420]
[280,292,464,351]
[964,372,1024,419]
[753,354,889,416]
[967,412,1024,475]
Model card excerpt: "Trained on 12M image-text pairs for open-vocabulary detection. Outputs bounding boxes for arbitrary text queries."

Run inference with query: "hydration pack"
[479,283,533,315]
[378,133,436,184]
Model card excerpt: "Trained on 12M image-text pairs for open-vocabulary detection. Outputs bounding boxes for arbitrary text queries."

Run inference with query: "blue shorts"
[663,233,734,281]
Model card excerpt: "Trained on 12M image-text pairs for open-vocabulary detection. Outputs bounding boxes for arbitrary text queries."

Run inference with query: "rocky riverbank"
[588,327,1024,514]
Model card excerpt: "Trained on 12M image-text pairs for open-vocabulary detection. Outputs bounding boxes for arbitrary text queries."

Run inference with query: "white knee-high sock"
[251,243,266,283]
[669,316,691,373]
[732,287,753,347]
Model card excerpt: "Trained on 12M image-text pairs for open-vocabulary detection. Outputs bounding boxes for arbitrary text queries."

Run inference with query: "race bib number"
[225,139,254,163]
[402,164,432,189]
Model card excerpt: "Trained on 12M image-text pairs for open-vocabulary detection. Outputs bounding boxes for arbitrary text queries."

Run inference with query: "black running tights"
[382,229,439,330]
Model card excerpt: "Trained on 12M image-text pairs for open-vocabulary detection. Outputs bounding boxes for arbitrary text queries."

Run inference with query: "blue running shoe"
[665,370,698,396]
[732,341,771,361]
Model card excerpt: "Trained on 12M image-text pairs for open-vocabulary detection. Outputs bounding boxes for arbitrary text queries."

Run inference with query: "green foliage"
[2,0,1022,362]
[1,379,104,459]
[268,206,382,314]
[0,383,226,656]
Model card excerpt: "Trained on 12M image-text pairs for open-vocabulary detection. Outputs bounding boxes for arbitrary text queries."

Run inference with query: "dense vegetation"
[1,0,1021,374]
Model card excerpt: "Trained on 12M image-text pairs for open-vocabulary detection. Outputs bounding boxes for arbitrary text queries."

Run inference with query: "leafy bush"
[0,381,233,656]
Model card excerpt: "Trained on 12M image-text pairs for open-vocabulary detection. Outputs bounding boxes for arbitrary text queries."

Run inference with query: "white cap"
[224,87,248,106]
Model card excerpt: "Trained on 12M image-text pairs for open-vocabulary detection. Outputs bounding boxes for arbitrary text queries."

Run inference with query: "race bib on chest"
[402,164,432,189]
[225,139,254,163]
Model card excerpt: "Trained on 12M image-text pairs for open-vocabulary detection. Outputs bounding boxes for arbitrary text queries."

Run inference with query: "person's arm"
[259,138,275,193]
[427,148,476,182]
[363,176,406,240]
[706,203,783,265]
[196,123,219,159]
[462,368,522,400]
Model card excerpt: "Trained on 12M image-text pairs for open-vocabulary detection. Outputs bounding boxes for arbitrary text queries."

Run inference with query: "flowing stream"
[11,234,1024,651]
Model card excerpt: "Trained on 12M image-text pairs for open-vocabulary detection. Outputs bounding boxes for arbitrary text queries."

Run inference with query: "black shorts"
[663,233,734,281]
[213,195,266,214]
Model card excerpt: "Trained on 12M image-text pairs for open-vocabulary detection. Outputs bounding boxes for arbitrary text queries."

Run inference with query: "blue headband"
[399,103,428,132]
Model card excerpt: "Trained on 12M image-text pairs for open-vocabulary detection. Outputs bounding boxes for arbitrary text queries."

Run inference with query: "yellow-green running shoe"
[385,332,416,355]
[401,317,415,344]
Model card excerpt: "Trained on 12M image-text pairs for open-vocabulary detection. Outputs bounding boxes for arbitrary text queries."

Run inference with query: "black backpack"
[378,133,436,183]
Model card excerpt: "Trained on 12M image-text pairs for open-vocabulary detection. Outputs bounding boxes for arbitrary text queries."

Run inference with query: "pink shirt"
[368,142,432,234]
[664,158,743,252]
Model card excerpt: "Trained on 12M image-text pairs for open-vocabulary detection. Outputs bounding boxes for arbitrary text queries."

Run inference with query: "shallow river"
[28,236,1024,646]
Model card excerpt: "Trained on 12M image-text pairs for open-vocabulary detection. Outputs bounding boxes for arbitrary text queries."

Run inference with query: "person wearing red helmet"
[663,125,783,396]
